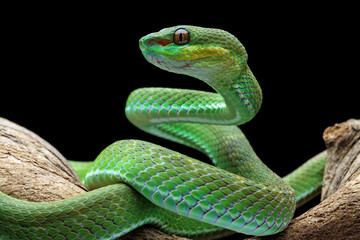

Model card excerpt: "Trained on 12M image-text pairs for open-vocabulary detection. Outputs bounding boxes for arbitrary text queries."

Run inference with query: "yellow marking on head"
[165,45,230,61]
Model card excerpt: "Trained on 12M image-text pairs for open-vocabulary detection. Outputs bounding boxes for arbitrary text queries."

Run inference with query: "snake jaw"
[139,37,234,82]
[140,36,194,74]
[139,26,251,85]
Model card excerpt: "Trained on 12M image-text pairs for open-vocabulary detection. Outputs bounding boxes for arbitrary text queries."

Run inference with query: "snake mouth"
[139,40,174,72]
[139,38,148,52]
[141,39,231,65]
[139,35,233,77]
[139,38,193,73]
[139,38,175,61]
[139,38,165,60]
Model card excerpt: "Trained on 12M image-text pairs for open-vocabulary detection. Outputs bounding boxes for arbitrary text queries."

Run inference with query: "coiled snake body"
[0,26,327,239]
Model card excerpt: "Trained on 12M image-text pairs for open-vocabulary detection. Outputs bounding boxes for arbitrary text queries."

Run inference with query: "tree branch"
[1,118,359,240]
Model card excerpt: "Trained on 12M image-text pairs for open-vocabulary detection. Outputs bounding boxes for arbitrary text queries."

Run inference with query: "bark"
[120,228,189,240]
[247,119,360,240]
[0,118,85,202]
[1,117,359,240]
[321,119,360,200]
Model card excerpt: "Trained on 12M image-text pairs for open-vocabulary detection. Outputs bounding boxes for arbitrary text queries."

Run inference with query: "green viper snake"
[0,26,327,239]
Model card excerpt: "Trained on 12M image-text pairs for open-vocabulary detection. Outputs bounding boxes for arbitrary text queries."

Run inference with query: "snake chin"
[142,49,171,72]
[141,48,195,75]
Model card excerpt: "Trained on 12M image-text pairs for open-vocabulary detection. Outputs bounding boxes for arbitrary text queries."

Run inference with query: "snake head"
[139,26,249,82]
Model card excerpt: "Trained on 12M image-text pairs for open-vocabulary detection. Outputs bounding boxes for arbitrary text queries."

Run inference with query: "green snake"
[0,26,327,239]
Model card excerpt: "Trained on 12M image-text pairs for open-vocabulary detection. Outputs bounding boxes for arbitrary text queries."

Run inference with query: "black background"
[1,6,358,237]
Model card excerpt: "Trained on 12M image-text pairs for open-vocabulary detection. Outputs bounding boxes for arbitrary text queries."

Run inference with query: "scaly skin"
[0,26,326,239]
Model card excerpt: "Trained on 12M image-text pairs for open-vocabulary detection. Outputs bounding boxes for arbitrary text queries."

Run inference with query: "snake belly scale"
[0,26,326,239]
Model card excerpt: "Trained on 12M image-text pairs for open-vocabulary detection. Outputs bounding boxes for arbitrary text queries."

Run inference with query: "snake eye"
[173,29,190,45]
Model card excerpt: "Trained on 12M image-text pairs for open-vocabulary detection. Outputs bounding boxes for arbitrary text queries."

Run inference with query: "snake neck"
[203,63,262,125]
[125,64,262,128]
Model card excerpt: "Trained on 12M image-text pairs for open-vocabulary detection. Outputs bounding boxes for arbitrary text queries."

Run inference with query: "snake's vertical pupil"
[174,29,190,45]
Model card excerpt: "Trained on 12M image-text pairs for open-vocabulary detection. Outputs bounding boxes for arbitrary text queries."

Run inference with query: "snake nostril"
[147,40,152,47]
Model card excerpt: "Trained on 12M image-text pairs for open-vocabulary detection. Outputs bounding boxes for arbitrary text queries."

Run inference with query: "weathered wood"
[0,117,85,202]
[121,228,190,240]
[321,119,360,200]
[1,117,359,240]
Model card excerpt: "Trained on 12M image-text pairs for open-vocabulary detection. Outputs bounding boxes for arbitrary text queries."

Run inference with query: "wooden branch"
[2,117,359,240]
[120,228,190,240]
[0,118,85,202]
[0,117,188,240]
[322,119,360,200]
[247,119,360,240]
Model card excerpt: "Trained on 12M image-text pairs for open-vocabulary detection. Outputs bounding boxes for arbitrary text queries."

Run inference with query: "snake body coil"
[0,26,326,239]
